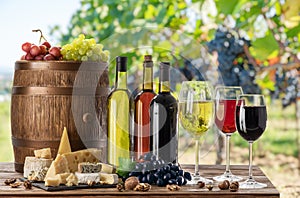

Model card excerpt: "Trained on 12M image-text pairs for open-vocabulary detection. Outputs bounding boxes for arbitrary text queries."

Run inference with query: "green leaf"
[286,24,300,38]
[216,0,240,14]
[250,31,279,61]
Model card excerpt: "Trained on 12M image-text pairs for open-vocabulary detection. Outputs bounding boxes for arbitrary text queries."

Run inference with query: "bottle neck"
[143,65,153,91]
[115,71,127,90]
[159,66,170,93]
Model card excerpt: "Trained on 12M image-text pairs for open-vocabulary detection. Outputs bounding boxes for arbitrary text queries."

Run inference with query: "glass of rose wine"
[235,94,267,189]
[179,81,214,184]
[213,86,243,182]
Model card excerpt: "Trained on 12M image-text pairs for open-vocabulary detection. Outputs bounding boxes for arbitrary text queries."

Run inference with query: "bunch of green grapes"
[61,34,110,62]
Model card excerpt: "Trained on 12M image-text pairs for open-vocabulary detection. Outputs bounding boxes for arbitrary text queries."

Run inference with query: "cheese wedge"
[23,156,52,178]
[44,154,69,180]
[99,163,115,174]
[66,173,78,186]
[45,175,61,187]
[34,148,52,159]
[100,173,118,185]
[58,127,72,155]
[57,173,71,185]
[63,148,101,172]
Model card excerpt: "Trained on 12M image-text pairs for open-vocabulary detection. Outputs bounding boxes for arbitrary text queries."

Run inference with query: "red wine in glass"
[213,86,243,182]
[235,94,267,189]
[215,99,237,133]
[235,106,267,141]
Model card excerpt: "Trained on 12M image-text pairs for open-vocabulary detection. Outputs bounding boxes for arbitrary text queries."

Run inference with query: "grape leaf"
[249,32,279,61]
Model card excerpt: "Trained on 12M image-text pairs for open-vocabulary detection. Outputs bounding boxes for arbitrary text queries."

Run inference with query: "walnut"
[229,181,239,192]
[23,180,32,190]
[134,183,151,192]
[116,183,125,192]
[197,181,205,188]
[206,182,213,191]
[218,180,230,190]
[10,182,22,188]
[124,177,139,190]
[166,184,181,191]
[4,178,16,185]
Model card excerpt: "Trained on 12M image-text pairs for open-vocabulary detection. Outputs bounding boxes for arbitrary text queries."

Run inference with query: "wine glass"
[235,94,267,189]
[179,81,214,184]
[213,86,243,182]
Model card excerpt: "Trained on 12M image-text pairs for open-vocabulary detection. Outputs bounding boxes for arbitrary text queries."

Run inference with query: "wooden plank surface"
[0,162,279,198]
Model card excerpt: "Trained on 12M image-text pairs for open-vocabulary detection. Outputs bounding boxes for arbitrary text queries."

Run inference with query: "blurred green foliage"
[50,0,300,95]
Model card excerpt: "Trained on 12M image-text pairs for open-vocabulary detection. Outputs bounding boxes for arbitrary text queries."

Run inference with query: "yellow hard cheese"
[44,149,101,182]
[99,163,116,174]
[100,173,118,185]
[45,176,61,187]
[34,148,52,159]
[63,149,101,172]
[57,127,72,155]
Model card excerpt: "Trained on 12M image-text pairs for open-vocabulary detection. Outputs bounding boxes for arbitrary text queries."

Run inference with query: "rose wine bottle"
[134,55,156,160]
[107,56,131,167]
[150,62,178,163]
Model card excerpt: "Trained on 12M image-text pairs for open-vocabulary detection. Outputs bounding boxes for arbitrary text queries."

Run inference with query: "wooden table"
[0,162,279,197]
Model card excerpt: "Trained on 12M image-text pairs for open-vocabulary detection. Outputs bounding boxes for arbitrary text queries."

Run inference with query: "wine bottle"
[150,62,178,163]
[134,55,156,160]
[107,56,131,167]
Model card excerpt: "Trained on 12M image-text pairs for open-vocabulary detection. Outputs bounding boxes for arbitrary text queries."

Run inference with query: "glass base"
[213,171,243,182]
[187,174,213,184]
[239,178,267,189]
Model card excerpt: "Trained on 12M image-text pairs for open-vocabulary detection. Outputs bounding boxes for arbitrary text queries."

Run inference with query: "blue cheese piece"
[78,162,102,173]
[75,172,101,184]
[23,156,52,178]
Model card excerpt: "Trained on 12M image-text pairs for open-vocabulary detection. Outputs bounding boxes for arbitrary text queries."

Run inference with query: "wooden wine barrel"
[11,60,109,172]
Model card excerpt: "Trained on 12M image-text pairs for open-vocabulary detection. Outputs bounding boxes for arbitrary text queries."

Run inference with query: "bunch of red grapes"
[21,41,62,61]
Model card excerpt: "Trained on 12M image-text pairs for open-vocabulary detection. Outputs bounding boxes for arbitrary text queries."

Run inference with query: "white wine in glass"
[179,81,214,184]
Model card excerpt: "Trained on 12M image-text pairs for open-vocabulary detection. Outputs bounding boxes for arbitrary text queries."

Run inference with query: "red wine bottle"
[134,55,156,160]
[150,62,178,163]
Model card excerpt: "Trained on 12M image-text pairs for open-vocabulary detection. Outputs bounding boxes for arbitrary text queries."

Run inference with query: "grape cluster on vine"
[207,26,260,94]
[61,34,110,62]
[275,69,298,108]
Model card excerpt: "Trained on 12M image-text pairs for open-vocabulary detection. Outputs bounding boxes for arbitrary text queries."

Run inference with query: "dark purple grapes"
[184,172,192,181]
[170,170,177,179]
[178,169,184,176]
[176,176,185,186]
[163,173,171,181]
[157,178,165,187]
[126,152,191,187]
[168,179,177,184]
[163,165,171,172]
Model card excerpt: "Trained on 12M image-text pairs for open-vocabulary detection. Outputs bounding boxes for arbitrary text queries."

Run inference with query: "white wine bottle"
[107,56,131,167]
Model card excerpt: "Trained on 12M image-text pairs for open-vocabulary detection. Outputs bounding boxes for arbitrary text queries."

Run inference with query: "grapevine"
[207,26,260,94]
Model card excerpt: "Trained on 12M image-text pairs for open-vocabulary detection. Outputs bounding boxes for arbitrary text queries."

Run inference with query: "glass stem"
[195,139,200,176]
[248,141,253,180]
[225,134,231,173]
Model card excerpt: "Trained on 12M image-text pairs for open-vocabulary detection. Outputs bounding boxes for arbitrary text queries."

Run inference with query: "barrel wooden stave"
[11,60,108,172]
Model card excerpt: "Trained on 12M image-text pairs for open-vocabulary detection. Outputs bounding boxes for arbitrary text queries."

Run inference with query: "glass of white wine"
[179,81,214,184]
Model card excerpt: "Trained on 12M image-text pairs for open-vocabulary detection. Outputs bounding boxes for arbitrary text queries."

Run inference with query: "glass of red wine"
[213,86,243,182]
[235,94,267,189]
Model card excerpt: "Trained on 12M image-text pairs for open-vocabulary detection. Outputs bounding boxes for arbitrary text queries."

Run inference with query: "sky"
[0,0,81,73]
